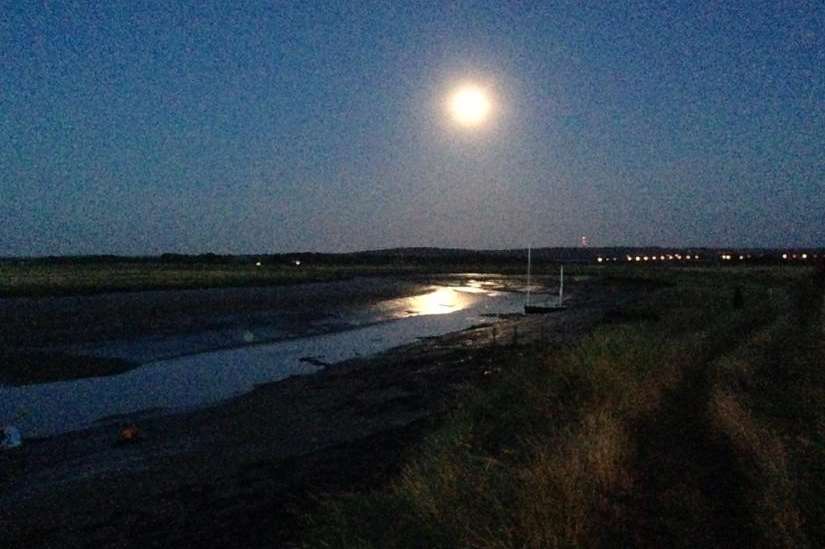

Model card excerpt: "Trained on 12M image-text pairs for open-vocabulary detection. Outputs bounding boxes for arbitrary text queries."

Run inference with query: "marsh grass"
[0,262,431,297]
[303,268,824,548]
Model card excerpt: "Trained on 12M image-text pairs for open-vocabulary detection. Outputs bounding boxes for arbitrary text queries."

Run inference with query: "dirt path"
[617,308,783,548]
[624,362,752,548]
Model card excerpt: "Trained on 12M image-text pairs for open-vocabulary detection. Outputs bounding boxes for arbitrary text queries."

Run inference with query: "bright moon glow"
[448,85,491,126]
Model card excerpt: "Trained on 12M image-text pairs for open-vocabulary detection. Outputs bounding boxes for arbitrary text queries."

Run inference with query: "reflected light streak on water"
[379,285,493,318]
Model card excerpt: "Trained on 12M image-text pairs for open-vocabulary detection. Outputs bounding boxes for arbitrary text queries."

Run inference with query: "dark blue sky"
[2,1,823,255]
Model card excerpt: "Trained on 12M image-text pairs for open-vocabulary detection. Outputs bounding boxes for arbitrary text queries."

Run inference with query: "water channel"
[1,275,529,437]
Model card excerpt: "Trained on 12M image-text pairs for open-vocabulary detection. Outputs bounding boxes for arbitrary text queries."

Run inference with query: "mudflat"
[0,277,431,347]
[0,276,433,385]
[0,277,643,548]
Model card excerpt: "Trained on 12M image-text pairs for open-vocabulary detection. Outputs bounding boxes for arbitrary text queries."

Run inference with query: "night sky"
[2,1,823,256]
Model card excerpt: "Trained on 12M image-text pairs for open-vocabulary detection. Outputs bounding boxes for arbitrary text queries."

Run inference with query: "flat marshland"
[0,261,422,298]
[305,266,825,548]
[0,257,567,298]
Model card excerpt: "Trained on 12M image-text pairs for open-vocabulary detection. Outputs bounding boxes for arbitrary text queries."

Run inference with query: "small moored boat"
[524,247,566,314]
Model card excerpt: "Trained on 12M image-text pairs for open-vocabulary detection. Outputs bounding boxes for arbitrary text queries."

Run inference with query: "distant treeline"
[2,247,823,267]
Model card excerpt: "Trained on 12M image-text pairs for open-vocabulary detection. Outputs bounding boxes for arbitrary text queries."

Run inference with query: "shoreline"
[0,275,473,386]
[0,273,543,388]
[0,278,642,547]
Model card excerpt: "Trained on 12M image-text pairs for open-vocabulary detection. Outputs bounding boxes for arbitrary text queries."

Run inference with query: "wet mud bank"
[0,352,136,387]
[0,279,646,548]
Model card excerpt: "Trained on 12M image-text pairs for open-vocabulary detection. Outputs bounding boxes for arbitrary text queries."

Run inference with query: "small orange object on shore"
[118,424,141,444]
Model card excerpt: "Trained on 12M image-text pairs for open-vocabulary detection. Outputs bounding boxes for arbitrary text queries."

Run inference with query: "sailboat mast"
[559,265,564,305]
[526,246,532,306]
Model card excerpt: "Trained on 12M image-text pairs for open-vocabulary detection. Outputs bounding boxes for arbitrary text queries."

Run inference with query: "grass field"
[0,261,605,298]
[0,261,551,298]
[1,258,808,298]
[303,266,825,548]
[0,262,431,297]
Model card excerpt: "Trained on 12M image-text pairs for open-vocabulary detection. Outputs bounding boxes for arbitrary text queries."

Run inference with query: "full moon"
[448,84,491,127]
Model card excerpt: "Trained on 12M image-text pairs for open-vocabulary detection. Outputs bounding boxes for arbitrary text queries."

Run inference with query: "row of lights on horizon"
[597,252,820,263]
[597,254,701,263]
[255,259,302,267]
[722,252,818,261]
[253,254,817,268]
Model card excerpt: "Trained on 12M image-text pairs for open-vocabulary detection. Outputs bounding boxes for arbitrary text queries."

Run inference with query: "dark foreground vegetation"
[304,267,825,548]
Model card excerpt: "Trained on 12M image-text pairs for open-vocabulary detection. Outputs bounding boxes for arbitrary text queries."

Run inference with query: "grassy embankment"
[304,267,825,548]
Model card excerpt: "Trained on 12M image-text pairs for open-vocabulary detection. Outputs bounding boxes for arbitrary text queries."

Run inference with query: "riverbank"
[0,277,641,548]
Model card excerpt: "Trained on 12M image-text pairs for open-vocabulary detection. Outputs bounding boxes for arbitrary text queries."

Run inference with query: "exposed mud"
[0,278,644,548]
